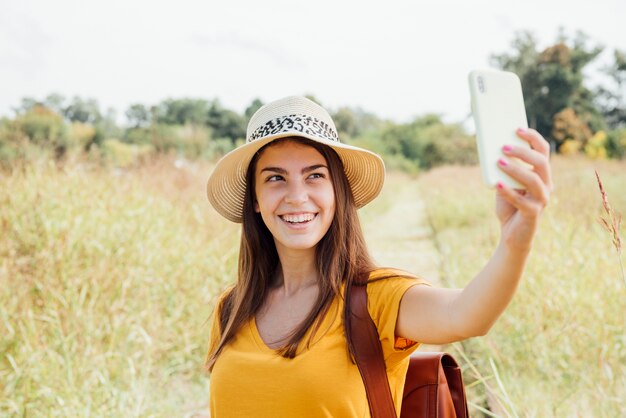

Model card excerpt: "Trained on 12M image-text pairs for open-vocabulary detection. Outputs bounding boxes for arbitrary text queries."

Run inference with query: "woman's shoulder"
[367,268,429,285]
[365,267,430,305]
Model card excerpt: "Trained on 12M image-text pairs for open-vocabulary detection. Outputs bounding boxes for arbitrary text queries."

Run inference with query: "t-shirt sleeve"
[366,270,430,370]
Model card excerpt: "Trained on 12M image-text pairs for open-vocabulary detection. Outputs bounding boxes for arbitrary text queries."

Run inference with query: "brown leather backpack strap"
[441,354,469,418]
[348,281,397,418]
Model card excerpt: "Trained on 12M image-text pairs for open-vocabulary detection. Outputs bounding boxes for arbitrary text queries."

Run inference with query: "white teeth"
[281,213,315,223]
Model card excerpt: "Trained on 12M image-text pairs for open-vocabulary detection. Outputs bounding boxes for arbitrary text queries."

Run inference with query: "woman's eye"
[308,173,324,180]
[267,175,284,182]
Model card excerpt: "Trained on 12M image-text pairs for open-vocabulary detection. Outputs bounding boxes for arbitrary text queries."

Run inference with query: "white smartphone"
[468,69,531,189]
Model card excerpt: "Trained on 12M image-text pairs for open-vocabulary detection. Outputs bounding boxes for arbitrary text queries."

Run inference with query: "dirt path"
[362,174,444,352]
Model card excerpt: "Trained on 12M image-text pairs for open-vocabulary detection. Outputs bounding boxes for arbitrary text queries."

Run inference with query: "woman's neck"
[274,248,319,295]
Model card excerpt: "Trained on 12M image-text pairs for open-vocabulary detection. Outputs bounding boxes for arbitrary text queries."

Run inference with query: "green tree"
[207,100,246,142]
[64,97,102,124]
[332,107,360,139]
[491,30,603,147]
[17,104,69,157]
[378,114,476,169]
[597,49,626,129]
[125,104,151,128]
[92,108,122,148]
[155,98,209,125]
[551,107,593,147]
[244,98,264,120]
[44,93,66,115]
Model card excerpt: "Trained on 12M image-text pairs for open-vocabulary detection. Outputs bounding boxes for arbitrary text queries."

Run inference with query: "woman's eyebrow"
[302,164,328,174]
[260,166,287,175]
[259,164,328,175]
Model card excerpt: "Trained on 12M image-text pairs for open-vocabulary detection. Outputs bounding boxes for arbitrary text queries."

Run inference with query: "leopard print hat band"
[206,95,385,223]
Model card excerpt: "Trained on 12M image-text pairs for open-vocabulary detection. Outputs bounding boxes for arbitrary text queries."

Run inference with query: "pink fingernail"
[503,145,513,152]
[517,128,527,134]
[498,158,508,166]
[497,182,504,189]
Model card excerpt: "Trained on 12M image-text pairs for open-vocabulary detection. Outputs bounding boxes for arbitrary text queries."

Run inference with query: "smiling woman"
[203,95,552,417]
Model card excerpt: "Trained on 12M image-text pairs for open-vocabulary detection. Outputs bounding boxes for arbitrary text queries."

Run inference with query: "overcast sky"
[1,0,624,127]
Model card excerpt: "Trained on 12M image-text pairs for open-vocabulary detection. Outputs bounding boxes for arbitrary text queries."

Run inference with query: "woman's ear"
[254,201,260,213]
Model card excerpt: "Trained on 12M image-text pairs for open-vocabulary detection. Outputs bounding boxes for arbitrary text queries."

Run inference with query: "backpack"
[348,281,470,418]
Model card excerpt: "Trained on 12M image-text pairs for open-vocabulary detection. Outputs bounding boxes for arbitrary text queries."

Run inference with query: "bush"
[606,128,626,159]
[559,139,582,155]
[102,138,154,167]
[125,124,212,158]
[68,122,96,149]
[551,107,593,151]
[381,153,421,174]
[584,130,608,159]
[357,116,477,172]
[204,138,235,160]
[0,117,58,165]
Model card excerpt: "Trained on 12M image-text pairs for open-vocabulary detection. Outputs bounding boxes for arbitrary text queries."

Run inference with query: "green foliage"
[125,124,214,158]
[597,49,626,129]
[606,128,626,158]
[375,115,477,170]
[206,100,246,143]
[93,108,123,149]
[68,122,96,149]
[125,103,151,128]
[0,117,54,164]
[492,30,604,147]
[63,96,102,124]
[18,105,68,147]
[333,107,360,139]
[551,107,593,149]
[0,105,70,160]
[204,138,235,160]
[584,130,608,159]
[102,138,154,167]
[333,107,385,141]
[155,98,209,125]
[244,98,264,120]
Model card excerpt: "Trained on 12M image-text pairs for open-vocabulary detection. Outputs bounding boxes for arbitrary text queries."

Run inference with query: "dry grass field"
[1,155,624,416]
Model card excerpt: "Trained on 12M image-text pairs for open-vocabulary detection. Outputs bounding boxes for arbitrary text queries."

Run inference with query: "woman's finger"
[502,145,552,189]
[497,158,550,207]
[508,128,554,191]
[517,128,550,158]
[496,182,539,215]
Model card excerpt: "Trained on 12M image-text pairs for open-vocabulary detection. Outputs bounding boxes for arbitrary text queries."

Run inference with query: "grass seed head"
[595,170,622,253]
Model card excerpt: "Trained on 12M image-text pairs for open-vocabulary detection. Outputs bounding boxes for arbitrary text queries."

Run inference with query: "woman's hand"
[495,128,553,253]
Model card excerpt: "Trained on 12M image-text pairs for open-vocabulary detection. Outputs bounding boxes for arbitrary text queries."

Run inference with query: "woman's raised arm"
[396,128,553,345]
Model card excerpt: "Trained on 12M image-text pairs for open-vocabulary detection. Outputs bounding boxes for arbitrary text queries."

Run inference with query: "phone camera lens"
[477,76,485,93]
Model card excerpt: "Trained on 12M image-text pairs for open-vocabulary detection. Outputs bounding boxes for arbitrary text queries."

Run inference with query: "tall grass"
[2,155,625,416]
[418,156,626,416]
[0,157,238,417]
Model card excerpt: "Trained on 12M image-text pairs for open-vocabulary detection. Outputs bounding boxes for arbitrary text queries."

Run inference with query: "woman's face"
[254,141,336,256]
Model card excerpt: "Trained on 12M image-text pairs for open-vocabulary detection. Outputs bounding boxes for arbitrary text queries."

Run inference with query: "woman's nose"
[284,181,308,205]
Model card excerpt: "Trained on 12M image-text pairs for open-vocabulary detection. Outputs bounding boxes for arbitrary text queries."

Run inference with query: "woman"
[205,96,552,417]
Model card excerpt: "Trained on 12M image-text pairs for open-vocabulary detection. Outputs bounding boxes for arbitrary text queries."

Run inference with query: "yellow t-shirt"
[208,269,429,418]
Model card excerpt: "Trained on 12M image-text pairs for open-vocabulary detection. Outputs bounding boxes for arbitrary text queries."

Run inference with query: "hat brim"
[206,132,385,223]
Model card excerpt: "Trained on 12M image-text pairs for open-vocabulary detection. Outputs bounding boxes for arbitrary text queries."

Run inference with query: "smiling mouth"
[279,213,317,224]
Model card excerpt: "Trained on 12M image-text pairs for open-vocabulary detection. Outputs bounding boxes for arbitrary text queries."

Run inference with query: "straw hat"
[206,95,385,223]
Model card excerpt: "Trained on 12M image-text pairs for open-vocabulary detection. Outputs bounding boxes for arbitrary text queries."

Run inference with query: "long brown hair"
[205,137,376,370]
